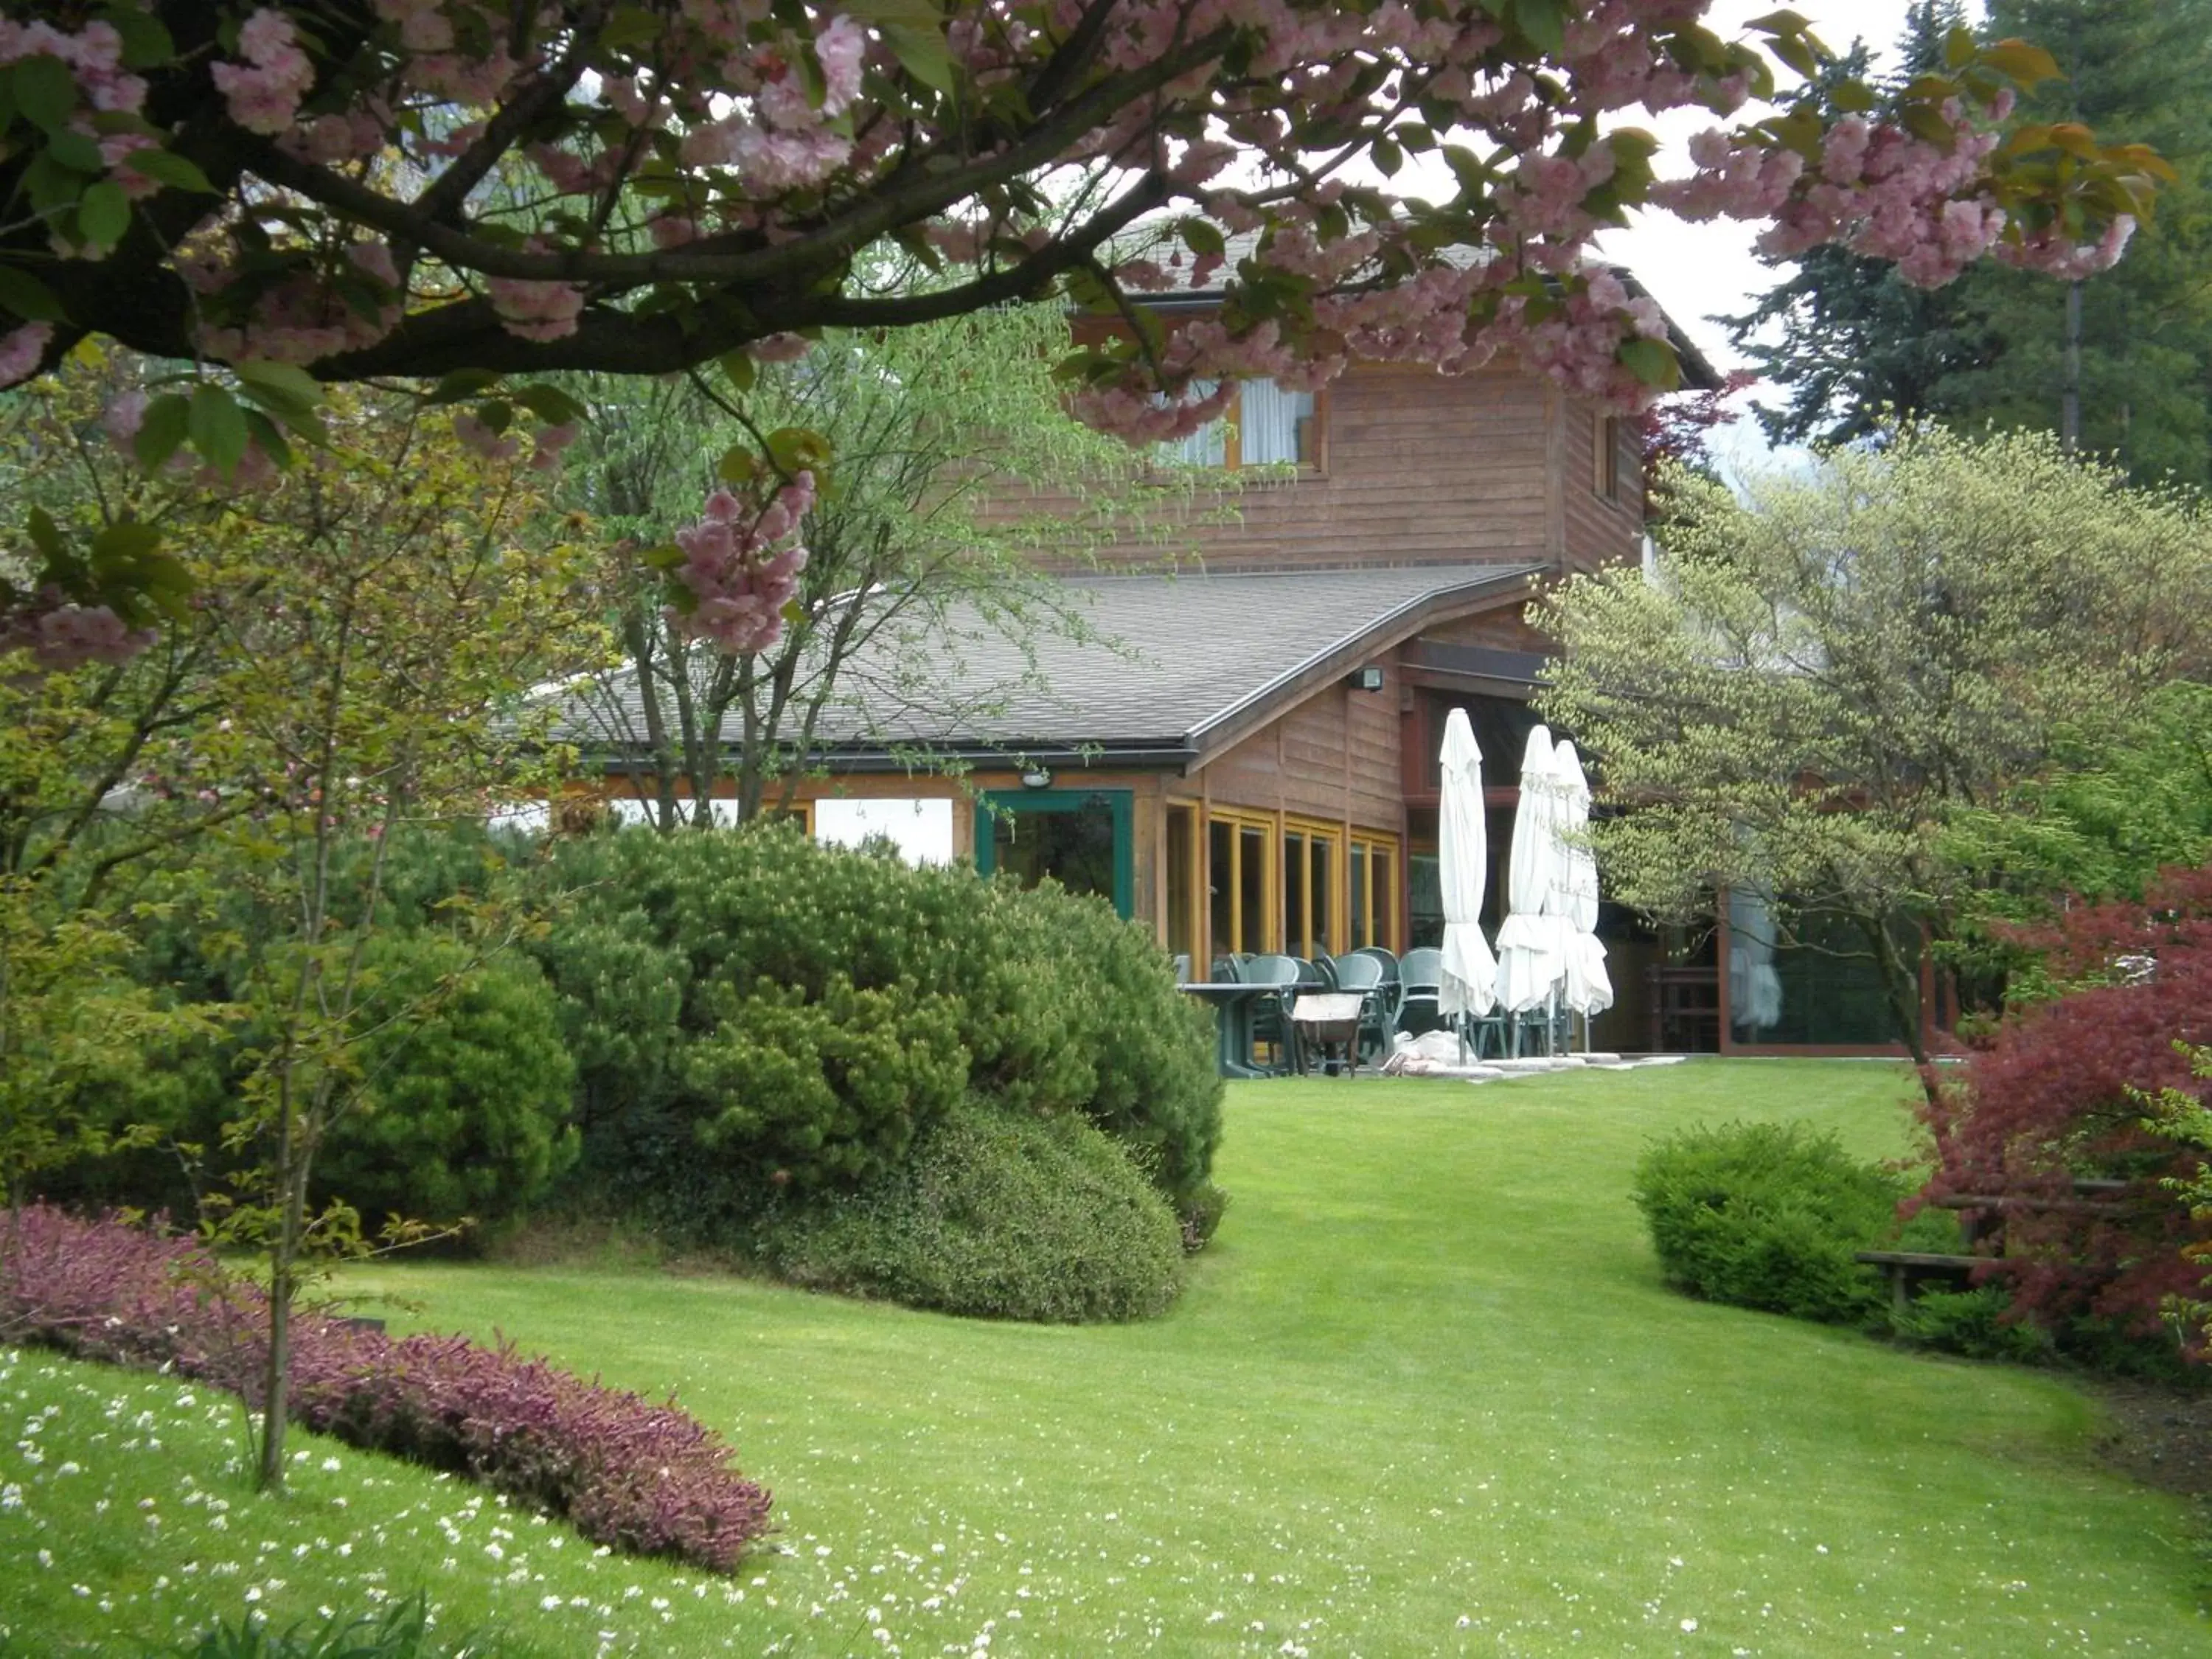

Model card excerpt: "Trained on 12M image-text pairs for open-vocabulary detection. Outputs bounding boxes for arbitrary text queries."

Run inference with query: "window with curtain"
[1239,378,1317,465]
[1155,379,1319,470]
[1158,379,1226,467]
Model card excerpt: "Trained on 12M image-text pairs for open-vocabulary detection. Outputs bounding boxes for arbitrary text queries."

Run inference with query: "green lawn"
[4,1060,2207,1655]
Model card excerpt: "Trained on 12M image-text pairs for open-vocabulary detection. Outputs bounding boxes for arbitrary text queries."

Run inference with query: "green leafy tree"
[1937,680,2212,1002]
[1537,425,2212,1068]
[557,302,1168,827]
[77,390,606,1495]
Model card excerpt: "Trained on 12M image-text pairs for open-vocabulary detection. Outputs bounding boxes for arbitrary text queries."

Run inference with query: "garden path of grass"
[6,1060,2208,1655]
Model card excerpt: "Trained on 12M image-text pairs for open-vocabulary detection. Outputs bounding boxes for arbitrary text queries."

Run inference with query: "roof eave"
[1182,563,1545,767]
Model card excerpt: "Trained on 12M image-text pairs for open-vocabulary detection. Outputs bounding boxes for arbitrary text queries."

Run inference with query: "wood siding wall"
[1195,671,1403,835]
[1004,361,1644,580]
[1562,404,1646,572]
[1009,361,1559,572]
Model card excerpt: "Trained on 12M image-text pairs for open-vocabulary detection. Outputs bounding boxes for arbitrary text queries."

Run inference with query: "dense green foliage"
[1631,1120,1902,1324]
[762,1101,1186,1322]
[44,925,578,1235]
[1886,1285,2056,1363]
[1933,0,2212,487]
[1942,681,2212,992]
[535,827,1222,1245]
[304,936,580,1232]
[35,823,1220,1321]
[1541,427,2212,1059]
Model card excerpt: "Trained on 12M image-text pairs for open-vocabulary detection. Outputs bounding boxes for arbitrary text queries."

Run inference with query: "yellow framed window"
[1349,830,1401,953]
[1159,380,1326,471]
[1281,818,1342,960]
[1207,810,1277,959]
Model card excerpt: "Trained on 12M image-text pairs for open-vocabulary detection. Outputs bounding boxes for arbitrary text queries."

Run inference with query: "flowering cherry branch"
[0,1,2174,661]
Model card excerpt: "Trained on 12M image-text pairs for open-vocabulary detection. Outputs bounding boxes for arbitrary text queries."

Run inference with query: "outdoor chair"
[1351,945,1399,974]
[1242,953,1304,1074]
[1395,946,1449,1039]
[1324,952,1392,1064]
[1464,1009,1510,1060]
[1506,1002,1558,1057]
[1351,945,1399,995]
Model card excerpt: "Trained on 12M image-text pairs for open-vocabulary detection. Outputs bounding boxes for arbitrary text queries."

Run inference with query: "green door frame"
[974,787,1135,918]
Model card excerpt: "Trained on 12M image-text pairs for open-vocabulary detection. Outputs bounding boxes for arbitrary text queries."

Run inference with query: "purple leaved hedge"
[0,1204,772,1570]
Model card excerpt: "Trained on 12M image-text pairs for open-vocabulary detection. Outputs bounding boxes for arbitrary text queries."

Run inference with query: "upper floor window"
[1594,412,1624,503]
[1160,378,1321,470]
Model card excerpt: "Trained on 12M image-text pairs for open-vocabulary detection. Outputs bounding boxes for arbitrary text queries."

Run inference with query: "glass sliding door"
[1165,801,1201,973]
[1206,811,1276,961]
[1282,819,1340,959]
[1349,830,1400,952]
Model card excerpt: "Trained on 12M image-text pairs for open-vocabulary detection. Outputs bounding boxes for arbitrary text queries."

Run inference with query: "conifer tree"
[1934,0,2212,485]
[1730,0,2212,481]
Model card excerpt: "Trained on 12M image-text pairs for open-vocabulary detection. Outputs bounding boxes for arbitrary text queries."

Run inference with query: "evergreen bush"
[1886,1285,2054,1364]
[306,934,580,1231]
[1631,1120,1900,1324]
[761,1100,1185,1322]
[535,827,1222,1242]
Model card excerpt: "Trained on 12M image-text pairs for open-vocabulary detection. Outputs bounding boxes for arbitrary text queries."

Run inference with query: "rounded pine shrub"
[761,1099,1186,1322]
[536,826,1223,1243]
[309,933,580,1230]
[1631,1119,1900,1324]
[983,880,1223,1199]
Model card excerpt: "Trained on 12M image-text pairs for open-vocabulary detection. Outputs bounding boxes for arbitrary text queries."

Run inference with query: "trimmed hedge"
[761,1100,1186,1322]
[0,1206,771,1571]
[1631,1120,1902,1324]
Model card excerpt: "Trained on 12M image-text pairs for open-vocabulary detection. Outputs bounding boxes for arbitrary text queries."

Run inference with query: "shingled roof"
[557,561,1545,774]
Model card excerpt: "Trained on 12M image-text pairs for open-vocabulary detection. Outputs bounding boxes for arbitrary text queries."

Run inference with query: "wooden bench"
[1857,1179,2136,1311]
[1855,1249,1988,1312]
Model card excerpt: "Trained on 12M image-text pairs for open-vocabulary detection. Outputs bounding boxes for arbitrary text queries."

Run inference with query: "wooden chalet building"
[560,262,1762,1053]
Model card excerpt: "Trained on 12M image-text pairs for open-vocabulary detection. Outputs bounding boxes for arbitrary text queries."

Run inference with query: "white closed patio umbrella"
[1494,725,1571,1029]
[1551,740,1613,1043]
[1437,709,1499,1037]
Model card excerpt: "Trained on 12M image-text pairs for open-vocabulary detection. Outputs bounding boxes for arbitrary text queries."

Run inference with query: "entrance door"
[975,789,1133,917]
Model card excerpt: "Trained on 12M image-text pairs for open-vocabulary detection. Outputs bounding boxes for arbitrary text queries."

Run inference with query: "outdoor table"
[1177,981,1284,1079]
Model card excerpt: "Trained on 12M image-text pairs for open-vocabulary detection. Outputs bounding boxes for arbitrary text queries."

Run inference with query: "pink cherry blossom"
[665,471,817,655]
[211,9,316,136]
[0,321,52,387]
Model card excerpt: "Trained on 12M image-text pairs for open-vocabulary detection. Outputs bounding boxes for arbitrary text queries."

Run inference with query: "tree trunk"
[254,1093,303,1494]
[1860,912,1940,1107]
